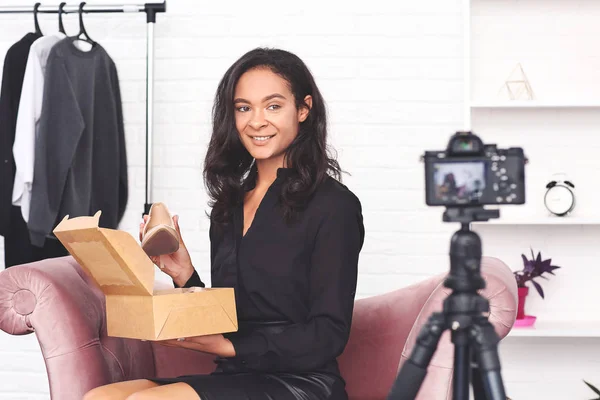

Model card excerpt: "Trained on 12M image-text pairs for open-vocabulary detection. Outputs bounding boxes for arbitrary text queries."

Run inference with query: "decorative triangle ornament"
[498,63,534,100]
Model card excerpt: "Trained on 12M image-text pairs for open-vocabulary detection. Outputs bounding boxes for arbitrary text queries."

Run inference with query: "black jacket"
[0,32,41,236]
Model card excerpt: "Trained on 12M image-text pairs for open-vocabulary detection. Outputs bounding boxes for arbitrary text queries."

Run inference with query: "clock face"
[545,185,574,215]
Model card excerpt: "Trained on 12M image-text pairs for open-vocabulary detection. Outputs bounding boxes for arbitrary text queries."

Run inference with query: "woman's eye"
[267,104,281,110]
[236,106,250,112]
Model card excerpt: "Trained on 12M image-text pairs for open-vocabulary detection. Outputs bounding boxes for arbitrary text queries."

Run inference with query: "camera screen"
[433,161,486,203]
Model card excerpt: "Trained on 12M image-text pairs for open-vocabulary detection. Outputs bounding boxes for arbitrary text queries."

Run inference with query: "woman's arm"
[178,268,205,288]
[225,193,365,372]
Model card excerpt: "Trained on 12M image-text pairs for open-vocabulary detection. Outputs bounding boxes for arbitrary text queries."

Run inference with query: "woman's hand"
[157,334,236,358]
[139,214,194,287]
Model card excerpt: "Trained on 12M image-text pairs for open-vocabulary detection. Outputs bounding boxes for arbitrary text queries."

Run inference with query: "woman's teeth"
[253,135,274,141]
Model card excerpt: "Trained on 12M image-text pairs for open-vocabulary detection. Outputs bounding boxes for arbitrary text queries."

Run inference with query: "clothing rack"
[0,2,167,216]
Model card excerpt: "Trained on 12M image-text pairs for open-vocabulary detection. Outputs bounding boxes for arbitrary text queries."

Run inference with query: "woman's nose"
[249,112,267,130]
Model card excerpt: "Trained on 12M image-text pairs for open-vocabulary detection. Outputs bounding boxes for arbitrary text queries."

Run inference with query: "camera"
[423,131,527,207]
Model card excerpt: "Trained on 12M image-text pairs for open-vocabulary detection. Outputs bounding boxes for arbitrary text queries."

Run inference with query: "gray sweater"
[28,37,128,247]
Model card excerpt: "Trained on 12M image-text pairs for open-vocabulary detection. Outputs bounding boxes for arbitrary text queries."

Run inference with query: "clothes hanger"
[58,2,66,34]
[75,2,96,46]
[33,3,43,35]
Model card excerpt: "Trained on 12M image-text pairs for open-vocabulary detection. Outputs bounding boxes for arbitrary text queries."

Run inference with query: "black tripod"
[387,206,507,400]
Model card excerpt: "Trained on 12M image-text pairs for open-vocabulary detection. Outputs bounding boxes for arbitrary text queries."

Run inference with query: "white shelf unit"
[465,0,600,344]
[472,213,600,225]
[471,101,600,109]
[507,321,600,338]
[464,3,600,398]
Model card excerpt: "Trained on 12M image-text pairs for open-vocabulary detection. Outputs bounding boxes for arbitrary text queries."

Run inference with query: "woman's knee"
[82,385,112,400]
[83,385,117,400]
[125,390,164,400]
[125,383,200,400]
[125,392,151,400]
[82,380,158,400]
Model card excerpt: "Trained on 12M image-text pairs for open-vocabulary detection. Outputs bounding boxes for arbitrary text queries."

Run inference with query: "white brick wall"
[0,0,597,399]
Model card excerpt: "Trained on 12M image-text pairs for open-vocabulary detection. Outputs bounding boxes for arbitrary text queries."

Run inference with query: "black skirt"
[150,370,347,400]
[149,321,348,400]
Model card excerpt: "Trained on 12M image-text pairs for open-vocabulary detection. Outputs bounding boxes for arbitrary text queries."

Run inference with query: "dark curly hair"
[203,47,341,230]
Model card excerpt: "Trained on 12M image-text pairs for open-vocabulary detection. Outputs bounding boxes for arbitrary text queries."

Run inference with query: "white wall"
[0,0,597,399]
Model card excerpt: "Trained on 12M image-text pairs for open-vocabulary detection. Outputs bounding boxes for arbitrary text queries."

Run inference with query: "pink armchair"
[0,255,517,400]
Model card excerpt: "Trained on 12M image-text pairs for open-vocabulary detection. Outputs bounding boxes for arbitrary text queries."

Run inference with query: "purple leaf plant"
[513,248,561,299]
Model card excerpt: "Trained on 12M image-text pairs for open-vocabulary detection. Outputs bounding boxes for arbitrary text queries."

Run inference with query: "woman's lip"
[248,134,276,146]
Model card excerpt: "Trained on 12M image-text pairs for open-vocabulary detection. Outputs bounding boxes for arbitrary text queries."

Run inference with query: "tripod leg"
[469,317,507,400]
[452,329,471,400]
[470,344,485,400]
[387,312,446,400]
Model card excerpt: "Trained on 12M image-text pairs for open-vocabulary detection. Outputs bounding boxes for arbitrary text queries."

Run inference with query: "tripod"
[387,206,507,400]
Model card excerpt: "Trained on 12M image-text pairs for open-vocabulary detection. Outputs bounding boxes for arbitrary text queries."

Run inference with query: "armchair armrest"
[339,270,449,400]
[0,256,155,400]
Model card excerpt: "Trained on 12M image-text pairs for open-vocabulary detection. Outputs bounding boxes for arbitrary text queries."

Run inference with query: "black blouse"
[181,168,365,376]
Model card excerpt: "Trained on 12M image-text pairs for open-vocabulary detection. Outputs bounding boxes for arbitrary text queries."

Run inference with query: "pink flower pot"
[517,286,529,320]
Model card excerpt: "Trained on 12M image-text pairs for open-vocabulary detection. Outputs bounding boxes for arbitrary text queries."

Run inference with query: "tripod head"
[442,206,499,295]
[442,206,499,225]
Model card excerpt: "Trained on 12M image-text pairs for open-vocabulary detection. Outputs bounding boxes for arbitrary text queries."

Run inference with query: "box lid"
[53,211,155,296]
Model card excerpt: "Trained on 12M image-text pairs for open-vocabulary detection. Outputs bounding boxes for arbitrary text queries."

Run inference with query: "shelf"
[470,101,600,109]
[473,215,600,225]
[507,320,600,338]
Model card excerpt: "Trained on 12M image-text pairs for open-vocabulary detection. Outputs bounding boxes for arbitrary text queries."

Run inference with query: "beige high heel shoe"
[141,202,180,256]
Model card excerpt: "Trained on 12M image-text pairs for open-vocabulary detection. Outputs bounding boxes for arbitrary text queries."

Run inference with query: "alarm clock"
[544,174,575,216]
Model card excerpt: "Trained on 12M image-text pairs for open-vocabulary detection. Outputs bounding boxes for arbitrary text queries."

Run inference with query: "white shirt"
[12,32,66,222]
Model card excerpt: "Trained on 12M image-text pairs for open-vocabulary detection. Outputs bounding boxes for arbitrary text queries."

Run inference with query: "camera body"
[424,131,526,207]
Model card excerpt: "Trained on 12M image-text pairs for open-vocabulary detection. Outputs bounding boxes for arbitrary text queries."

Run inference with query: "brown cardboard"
[53,211,238,341]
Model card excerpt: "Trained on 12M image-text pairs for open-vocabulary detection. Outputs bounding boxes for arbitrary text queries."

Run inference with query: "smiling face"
[234,67,311,166]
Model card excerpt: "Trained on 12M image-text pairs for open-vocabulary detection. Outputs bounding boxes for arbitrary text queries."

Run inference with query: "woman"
[84,47,365,400]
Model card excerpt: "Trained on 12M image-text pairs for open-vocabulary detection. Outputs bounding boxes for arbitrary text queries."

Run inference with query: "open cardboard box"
[53,211,238,341]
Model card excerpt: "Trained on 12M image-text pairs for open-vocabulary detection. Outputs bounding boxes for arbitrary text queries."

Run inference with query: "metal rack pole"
[144,4,160,216]
[0,2,167,217]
